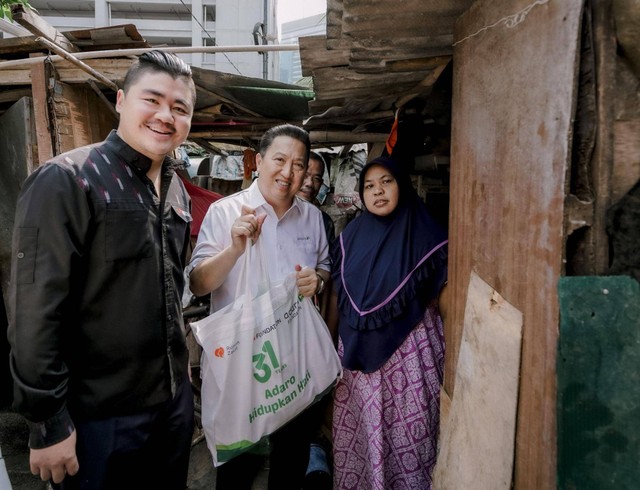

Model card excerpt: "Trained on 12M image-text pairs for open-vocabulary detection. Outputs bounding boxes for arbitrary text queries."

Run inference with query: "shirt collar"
[247,180,267,210]
[106,130,153,174]
[248,180,302,217]
[105,130,184,178]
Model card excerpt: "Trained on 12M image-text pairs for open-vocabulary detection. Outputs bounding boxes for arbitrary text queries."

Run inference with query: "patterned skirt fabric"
[332,305,445,490]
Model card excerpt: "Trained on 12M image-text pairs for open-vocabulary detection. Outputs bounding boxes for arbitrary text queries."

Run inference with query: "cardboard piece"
[434,272,523,489]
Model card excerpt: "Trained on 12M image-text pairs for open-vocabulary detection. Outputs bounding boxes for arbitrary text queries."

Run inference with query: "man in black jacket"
[8,50,196,489]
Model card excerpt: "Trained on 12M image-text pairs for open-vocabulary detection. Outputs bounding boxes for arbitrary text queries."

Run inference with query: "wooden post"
[591,0,615,274]
[29,56,54,164]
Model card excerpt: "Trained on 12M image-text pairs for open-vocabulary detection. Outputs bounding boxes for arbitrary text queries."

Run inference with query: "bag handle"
[233,237,271,301]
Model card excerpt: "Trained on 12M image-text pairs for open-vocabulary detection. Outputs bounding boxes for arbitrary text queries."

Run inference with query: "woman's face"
[362,164,399,217]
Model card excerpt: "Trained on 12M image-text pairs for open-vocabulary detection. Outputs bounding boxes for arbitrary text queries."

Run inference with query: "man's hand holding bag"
[190,238,342,466]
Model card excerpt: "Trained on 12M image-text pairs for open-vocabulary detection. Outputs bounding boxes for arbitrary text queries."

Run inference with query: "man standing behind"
[189,124,331,490]
[296,152,336,490]
[8,50,196,489]
[297,151,335,245]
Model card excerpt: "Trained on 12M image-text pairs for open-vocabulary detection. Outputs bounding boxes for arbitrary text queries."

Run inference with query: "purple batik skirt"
[332,305,445,490]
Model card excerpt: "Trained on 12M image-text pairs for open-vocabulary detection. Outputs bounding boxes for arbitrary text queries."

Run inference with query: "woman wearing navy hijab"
[331,156,448,489]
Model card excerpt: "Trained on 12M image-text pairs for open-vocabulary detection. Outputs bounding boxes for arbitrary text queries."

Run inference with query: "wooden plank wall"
[447,0,584,488]
[0,97,34,304]
[52,81,117,153]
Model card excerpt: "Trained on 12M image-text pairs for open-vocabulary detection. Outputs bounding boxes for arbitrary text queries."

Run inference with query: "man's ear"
[255,152,262,171]
[115,89,125,114]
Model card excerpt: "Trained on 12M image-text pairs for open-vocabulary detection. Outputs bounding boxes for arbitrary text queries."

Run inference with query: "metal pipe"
[263,0,268,80]
[0,44,299,70]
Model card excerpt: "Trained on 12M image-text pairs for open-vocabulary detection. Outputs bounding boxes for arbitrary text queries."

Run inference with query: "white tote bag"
[190,239,342,466]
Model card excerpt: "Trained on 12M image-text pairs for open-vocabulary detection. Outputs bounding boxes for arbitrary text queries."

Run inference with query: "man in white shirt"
[189,124,330,490]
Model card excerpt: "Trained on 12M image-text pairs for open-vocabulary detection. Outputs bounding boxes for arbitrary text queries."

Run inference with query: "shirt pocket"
[167,202,192,251]
[14,227,38,284]
[296,236,319,264]
[105,206,152,261]
[170,202,192,226]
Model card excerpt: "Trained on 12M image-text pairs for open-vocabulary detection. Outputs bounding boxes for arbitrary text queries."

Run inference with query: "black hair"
[259,124,311,162]
[123,50,196,101]
[308,151,327,174]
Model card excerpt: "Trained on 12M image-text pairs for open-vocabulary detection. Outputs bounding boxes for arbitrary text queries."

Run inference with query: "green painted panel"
[558,276,640,489]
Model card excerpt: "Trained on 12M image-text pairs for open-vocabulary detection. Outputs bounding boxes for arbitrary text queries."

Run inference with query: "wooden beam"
[0,87,31,104]
[0,59,132,86]
[351,54,452,74]
[189,130,270,141]
[591,0,616,274]
[395,61,449,107]
[308,130,387,143]
[0,70,31,85]
[29,56,53,164]
[304,109,395,127]
[0,34,41,55]
[10,3,78,53]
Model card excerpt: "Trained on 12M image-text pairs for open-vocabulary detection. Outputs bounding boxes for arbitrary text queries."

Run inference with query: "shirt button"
[17,252,25,259]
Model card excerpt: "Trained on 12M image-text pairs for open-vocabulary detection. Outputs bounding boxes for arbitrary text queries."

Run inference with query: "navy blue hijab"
[331,156,448,373]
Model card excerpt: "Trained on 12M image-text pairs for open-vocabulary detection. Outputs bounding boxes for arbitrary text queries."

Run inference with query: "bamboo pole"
[35,37,119,92]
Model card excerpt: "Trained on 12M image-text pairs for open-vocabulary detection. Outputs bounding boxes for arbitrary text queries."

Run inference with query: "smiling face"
[362,164,400,217]
[115,70,194,166]
[297,156,324,203]
[256,135,308,216]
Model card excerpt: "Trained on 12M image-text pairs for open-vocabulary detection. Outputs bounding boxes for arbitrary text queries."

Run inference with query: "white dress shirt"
[189,180,330,312]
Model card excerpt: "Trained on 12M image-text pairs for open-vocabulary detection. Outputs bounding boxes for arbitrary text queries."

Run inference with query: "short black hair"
[259,124,311,162]
[309,151,327,174]
[123,50,196,102]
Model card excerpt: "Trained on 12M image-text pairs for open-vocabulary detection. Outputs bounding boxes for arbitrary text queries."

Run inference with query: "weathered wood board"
[448,1,584,486]
[434,272,522,490]
[0,97,34,304]
[612,119,640,204]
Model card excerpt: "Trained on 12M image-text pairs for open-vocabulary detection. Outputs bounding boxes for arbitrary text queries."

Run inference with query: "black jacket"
[8,131,192,448]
